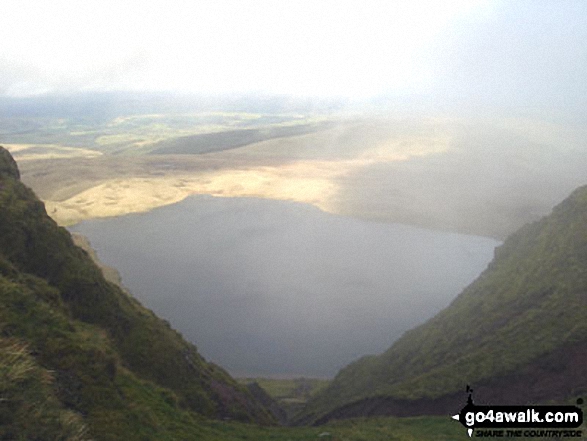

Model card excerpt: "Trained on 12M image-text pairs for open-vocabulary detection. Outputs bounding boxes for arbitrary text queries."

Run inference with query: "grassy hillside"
[0,143,483,439]
[2,142,585,439]
[299,184,587,424]
[0,146,276,438]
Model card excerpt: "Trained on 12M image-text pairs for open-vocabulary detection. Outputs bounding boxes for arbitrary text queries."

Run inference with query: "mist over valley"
[2,1,587,438]
[71,195,499,377]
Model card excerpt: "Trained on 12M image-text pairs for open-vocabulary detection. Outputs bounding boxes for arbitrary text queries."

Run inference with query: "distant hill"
[0,146,275,439]
[298,183,587,424]
[147,122,329,155]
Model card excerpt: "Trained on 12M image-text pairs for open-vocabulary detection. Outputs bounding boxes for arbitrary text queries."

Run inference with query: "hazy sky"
[1,0,586,106]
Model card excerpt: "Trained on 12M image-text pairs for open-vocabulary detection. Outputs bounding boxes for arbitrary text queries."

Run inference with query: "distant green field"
[0,112,328,155]
[238,377,331,420]
[239,377,330,400]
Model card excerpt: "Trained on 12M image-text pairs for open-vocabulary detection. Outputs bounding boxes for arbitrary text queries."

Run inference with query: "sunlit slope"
[17,117,587,238]
[0,146,274,438]
[19,118,449,227]
[299,184,587,424]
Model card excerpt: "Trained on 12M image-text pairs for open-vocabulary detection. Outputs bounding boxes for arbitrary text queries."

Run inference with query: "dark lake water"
[70,196,499,377]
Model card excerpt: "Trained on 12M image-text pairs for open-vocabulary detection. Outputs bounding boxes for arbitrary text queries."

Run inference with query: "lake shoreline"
[70,194,499,377]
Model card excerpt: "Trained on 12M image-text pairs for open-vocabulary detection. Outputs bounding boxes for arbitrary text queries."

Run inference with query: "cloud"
[1,0,586,110]
[0,0,484,96]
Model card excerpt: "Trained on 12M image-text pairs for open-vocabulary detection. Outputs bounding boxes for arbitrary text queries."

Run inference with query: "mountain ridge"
[0,146,275,438]
[3,142,586,436]
[297,183,587,424]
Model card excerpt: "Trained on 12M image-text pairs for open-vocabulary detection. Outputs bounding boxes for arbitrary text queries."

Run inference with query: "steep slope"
[0,146,274,438]
[299,184,587,424]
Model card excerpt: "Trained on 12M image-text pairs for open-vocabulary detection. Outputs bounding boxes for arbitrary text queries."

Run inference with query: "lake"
[70,195,499,377]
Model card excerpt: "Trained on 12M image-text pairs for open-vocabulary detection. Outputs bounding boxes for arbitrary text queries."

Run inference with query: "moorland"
[1,93,587,439]
[4,93,587,239]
